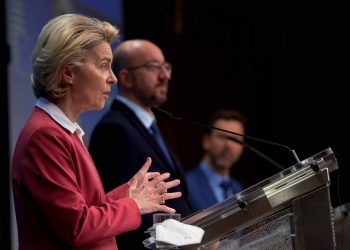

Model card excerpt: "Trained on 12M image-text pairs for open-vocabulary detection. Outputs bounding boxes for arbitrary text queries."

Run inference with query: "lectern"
[145,147,338,249]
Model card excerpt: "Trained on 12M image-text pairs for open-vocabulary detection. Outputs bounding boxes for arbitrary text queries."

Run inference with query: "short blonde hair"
[31,13,119,99]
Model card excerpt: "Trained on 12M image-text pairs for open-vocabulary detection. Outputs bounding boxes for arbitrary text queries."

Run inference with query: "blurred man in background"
[186,109,246,211]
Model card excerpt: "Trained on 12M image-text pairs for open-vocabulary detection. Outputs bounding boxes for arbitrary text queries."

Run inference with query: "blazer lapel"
[197,168,217,205]
[111,100,179,176]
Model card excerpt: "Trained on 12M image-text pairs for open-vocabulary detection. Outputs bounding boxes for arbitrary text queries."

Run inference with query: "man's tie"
[220,180,231,200]
[150,120,174,167]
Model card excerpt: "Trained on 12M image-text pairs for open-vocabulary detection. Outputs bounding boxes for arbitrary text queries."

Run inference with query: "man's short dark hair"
[208,109,247,133]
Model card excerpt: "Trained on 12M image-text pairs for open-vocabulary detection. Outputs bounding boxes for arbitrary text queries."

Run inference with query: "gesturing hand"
[127,157,182,215]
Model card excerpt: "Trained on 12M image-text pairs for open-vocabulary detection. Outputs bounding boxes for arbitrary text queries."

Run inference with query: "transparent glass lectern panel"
[199,208,295,250]
[145,147,338,249]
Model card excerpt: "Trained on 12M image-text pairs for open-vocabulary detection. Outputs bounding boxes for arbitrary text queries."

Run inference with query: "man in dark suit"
[89,39,192,249]
[185,109,246,212]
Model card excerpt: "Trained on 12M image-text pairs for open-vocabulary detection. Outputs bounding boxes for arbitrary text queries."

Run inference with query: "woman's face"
[70,41,117,112]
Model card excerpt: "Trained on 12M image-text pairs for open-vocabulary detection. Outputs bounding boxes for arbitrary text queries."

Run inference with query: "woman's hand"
[127,157,182,214]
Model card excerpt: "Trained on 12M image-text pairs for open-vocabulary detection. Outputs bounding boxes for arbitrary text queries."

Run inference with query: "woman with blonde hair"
[12,13,181,250]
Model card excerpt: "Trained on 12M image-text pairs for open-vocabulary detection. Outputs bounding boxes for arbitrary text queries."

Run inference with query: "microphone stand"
[226,137,285,171]
[152,107,301,171]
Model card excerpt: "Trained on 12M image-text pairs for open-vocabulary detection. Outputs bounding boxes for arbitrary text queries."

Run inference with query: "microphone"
[152,107,301,170]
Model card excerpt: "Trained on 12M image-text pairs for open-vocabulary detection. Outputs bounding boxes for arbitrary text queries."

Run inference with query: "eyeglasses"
[126,61,172,75]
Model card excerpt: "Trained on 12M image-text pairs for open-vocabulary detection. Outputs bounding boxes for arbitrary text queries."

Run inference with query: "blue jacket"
[185,165,243,212]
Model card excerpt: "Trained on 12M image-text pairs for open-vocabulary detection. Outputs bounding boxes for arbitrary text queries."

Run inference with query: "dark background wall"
[0,1,11,249]
[1,0,11,248]
[123,1,348,206]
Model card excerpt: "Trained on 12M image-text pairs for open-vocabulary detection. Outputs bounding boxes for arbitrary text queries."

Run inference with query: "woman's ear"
[61,64,74,84]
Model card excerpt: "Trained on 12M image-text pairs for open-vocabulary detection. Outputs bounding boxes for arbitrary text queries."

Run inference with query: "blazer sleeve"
[105,182,129,201]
